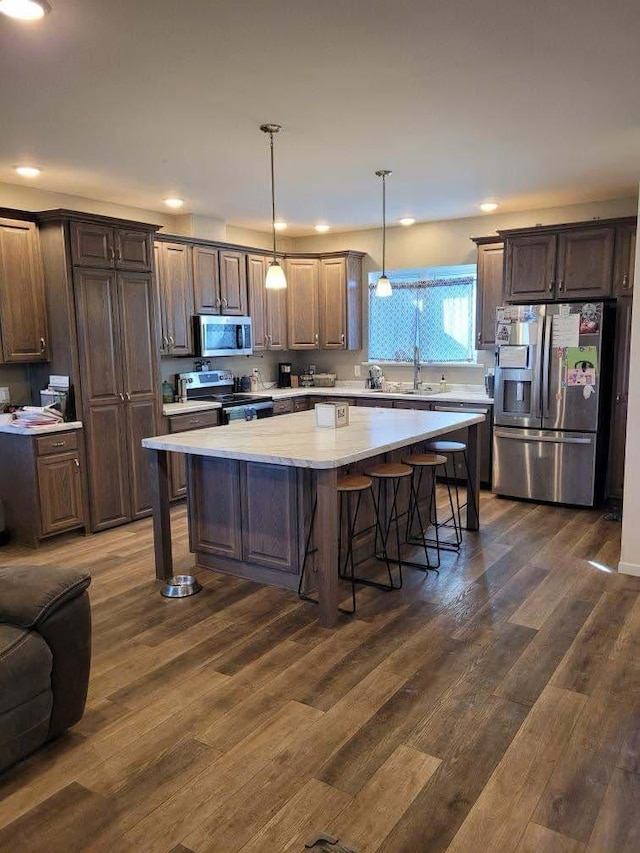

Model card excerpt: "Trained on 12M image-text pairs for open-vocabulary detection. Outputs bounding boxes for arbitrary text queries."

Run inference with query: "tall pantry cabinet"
[36,211,161,532]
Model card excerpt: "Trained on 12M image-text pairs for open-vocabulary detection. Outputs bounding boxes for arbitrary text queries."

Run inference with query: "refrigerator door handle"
[493,429,592,445]
[541,314,552,419]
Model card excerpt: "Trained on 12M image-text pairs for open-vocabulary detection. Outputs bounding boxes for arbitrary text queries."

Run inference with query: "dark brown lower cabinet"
[85,402,130,531]
[607,297,632,502]
[127,399,157,519]
[241,462,299,573]
[166,409,221,501]
[0,429,87,547]
[189,456,243,559]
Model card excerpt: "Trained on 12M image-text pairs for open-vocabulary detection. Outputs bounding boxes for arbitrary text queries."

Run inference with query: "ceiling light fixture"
[375,169,392,298]
[399,217,415,227]
[14,165,41,178]
[314,224,330,233]
[274,221,288,231]
[164,197,184,209]
[260,123,287,290]
[0,0,50,20]
[480,201,499,213]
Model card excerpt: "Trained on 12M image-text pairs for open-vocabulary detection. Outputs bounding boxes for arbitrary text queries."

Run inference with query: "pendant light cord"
[382,172,386,276]
[269,131,277,262]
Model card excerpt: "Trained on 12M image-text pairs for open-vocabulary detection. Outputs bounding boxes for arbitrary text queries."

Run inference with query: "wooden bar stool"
[365,461,432,575]
[423,439,477,550]
[402,452,458,569]
[298,473,396,615]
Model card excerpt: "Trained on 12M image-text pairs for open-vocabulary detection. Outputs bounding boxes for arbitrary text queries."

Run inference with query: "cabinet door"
[607,298,632,500]
[70,222,114,268]
[319,257,347,348]
[614,223,636,296]
[193,245,221,313]
[505,234,556,301]
[115,229,152,271]
[475,241,504,348]
[241,462,299,572]
[556,227,615,299]
[219,249,248,315]
[154,242,169,355]
[118,272,160,402]
[74,269,123,404]
[0,219,49,362]
[189,456,242,559]
[158,242,194,355]
[267,284,288,351]
[37,451,84,536]
[286,259,320,349]
[170,452,187,500]
[126,398,157,519]
[247,254,268,350]
[85,402,130,530]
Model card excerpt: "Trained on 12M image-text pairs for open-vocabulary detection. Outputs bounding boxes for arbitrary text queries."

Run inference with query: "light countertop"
[144,407,485,469]
[162,384,493,416]
[0,421,83,436]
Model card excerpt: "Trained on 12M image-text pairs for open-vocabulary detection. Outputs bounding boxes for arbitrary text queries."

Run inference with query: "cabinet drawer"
[273,399,294,416]
[35,431,79,456]
[168,410,220,432]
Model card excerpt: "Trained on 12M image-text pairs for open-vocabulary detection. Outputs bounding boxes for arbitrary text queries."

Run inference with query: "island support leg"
[315,468,339,628]
[466,423,481,531]
[149,448,173,581]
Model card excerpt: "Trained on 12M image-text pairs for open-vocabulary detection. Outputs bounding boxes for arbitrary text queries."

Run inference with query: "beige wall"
[619,188,640,575]
[225,224,295,253]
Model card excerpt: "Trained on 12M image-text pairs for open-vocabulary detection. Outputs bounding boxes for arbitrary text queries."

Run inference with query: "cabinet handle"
[162,335,168,347]
[315,332,319,346]
[264,334,269,348]
[74,458,80,468]
[548,280,554,292]
[341,333,345,346]
[557,278,564,292]
[169,334,175,348]
[216,297,221,308]
[125,392,131,401]
[221,297,228,309]
[623,273,629,289]
[477,331,481,344]
[119,392,124,401]
[189,419,201,425]
[51,440,66,447]
[110,245,115,263]
[40,337,46,352]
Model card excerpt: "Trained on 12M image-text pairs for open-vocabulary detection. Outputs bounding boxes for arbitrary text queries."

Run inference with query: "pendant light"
[375,169,392,297]
[260,123,287,290]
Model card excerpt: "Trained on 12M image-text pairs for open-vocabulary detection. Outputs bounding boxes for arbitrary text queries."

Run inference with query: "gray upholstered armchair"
[0,565,91,774]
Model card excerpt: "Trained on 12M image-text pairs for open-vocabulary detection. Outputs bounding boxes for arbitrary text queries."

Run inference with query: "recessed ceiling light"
[0,0,50,21]
[14,165,41,178]
[399,217,415,226]
[480,202,499,213]
[274,221,287,231]
[164,197,184,209]
[314,224,330,233]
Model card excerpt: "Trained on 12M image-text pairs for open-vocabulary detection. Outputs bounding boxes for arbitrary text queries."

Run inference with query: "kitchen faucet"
[413,345,421,390]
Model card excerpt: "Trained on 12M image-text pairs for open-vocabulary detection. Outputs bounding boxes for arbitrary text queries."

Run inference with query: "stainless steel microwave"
[196,315,253,357]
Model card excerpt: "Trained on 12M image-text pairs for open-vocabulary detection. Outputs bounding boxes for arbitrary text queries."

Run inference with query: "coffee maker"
[278,362,292,388]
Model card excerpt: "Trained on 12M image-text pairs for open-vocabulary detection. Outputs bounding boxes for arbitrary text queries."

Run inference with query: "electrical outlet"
[354,365,361,377]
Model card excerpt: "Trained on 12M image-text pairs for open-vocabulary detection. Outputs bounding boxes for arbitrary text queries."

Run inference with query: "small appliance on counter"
[312,373,336,388]
[484,369,495,398]
[278,362,292,388]
[299,371,314,388]
[367,364,384,390]
[40,375,72,421]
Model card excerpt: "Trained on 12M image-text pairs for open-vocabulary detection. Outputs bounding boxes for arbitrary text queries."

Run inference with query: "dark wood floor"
[0,492,638,853]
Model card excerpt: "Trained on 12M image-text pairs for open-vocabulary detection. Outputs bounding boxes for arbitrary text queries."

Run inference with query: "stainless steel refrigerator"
[493,302,609,506]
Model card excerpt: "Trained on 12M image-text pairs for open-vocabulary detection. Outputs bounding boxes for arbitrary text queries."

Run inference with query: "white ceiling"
[1,0,639,234]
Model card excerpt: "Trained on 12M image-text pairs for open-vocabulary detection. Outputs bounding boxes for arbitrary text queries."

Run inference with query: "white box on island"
[314,401,350,428]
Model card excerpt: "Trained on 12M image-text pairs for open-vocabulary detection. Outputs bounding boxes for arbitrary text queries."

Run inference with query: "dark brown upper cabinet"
[501,218,633,303]
[556,226,614,299]
[504,233,557,301]
[219,249,248,315]
[155,241,195,356]
[472,238,504,349]
[247,254,287,351]
[193,244,220,313]
[286,258,320,349]
[71,222,152,271]
[614,222,636,296]
[0,218,49,362]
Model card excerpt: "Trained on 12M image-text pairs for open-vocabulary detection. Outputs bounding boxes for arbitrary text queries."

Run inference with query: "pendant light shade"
[260,123,287,291]
[265,260,287,290]
[375,169,392,298]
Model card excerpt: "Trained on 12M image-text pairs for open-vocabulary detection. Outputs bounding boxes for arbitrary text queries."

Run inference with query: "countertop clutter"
[0,421,83,436]
[162,383,493,416]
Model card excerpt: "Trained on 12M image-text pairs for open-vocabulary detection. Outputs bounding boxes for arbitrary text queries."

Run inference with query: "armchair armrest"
[0,565,91,629]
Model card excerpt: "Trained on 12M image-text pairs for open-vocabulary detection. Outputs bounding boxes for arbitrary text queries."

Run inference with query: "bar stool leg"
[405,469,432,570]
[297,496,318,601]
[462,449,479,527]
[371,484,401,589]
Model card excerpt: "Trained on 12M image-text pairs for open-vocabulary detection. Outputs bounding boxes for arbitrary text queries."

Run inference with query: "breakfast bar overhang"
[143,407,485,627]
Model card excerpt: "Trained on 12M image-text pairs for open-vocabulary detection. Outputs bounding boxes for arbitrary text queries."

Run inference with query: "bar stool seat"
[338,474,373,492]
[424,440,466,454]
[365,462,413,479]
[401,453,447,468]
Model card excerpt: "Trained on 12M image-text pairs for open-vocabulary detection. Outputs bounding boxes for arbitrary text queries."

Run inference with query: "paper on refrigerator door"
[498,345,528,368]
[552,314,580,348]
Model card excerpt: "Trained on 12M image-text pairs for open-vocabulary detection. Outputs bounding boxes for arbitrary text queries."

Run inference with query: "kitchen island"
[143,407,485,626]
